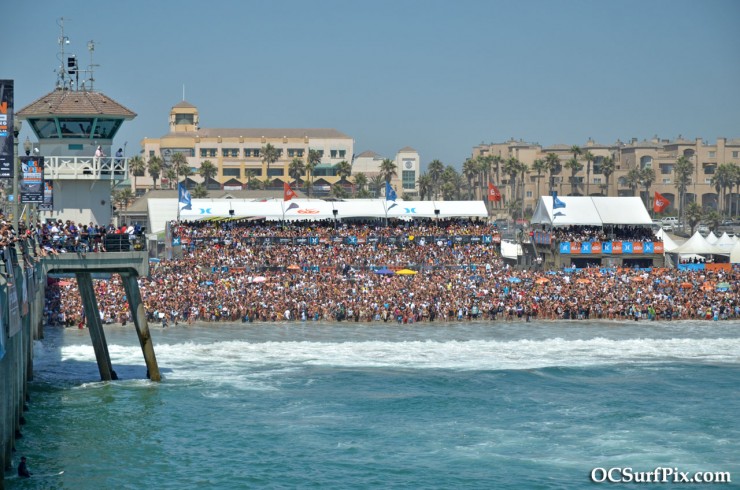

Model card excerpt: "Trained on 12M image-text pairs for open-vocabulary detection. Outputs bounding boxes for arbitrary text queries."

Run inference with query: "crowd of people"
[42,218,739,326]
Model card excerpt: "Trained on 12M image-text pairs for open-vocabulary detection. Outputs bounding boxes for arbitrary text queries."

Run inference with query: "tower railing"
[43,156,129,181]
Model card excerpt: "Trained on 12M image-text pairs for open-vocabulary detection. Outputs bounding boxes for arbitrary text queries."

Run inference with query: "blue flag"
[178,182,192,211]
[552,191,566,209]
[385,181,397,201]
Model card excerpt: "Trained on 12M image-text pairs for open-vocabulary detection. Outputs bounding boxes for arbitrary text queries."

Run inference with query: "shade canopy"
[531,196,653,227]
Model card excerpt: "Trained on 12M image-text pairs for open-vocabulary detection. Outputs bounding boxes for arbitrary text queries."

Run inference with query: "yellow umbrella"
[395,269,418,275]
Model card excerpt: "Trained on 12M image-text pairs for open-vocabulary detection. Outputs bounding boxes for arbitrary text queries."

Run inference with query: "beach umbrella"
[374,268,395,275]
[576,278,591,284]
[700,282,714,291]
[507,277,522,283]
[716,282,731,291]
[395,269,418,275]
[252,276,267,283]
[679,282,693,289]
[287,264,301,270]
[535,277,550,285]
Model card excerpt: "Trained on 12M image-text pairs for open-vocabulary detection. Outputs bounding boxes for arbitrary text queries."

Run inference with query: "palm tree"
[544,153,561,194]
[462,158,478,200]
[704,208,722,232]
[427,159,445,200]
[502,157,521,206]
[288,157,306,184]
[112,188,135,217]
[491,155,504,187]
[379,158,397,185]
[198,160,218,186]
[191,183,208,198]
[306,149,322,198]
[583,151,595,196]
[180,166,194,181]
[625,168,642,197]
[246,169,262,190]
[353,172,368,197]
[335,160,352,180]
[674,155,695,229]
[128,155,145,192]
[564,157,584,195]
[147,155,163,190]
[261,143,280,187]
[164,167,177,189]
[416,172,432,201]
[710,163,733,215]
[601,156,615,196]
[330,183,348,199]
[531,158,547,200]
[685,202,703,234]
[369,175,385,198]
[170,152,188,183]
[517,160,529,219]
[639,167,656,209]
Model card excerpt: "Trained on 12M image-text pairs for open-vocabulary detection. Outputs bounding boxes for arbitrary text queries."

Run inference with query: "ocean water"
[7,320,740,489]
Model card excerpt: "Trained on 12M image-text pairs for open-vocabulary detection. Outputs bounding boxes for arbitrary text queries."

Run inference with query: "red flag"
[488,183,501,202]
[284,182,297,201]
[653,191,669,213]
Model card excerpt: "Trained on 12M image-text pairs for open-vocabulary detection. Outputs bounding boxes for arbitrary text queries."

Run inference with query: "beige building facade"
[139,101,355,194]
[473,136,740,217]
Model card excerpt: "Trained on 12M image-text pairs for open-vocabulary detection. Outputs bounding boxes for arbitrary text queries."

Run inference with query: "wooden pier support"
[75,272,116,381]
[121,274,161,381]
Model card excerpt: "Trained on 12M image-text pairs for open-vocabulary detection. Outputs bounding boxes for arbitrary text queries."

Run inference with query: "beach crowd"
[42,218,739,326]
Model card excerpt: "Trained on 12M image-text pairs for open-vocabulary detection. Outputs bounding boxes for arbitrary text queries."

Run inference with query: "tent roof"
[669,231,727,255]
[531,196,652,227]
[730,241,740,264]
[655,228,682,252]
[148,199,488,232]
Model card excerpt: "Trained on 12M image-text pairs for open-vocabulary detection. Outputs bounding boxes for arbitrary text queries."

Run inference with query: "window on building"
[593,177,602,185]
[200,148,217,158]
[704,165,716,175]
[662,178,672,184]
[223,168,241,178]
[30,118,60,138]
[222,148,239,158]
[339,150,346,158]
[245,168,263,177]
[244,148,261,158]
[287,149,304,158]
[330,150,337,158]
[402,170,416,190]
[708,151,716,158]
[149,150,155,157]
[732,151,739,158]
[526,191,533,198]
[175,114,194,125]
[267,168,284,177]
[639,155,653,170]
[660,164,673,175]
[310,149,324,158]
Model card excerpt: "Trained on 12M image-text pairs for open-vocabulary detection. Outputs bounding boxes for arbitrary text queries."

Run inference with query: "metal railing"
[43,156,129,181]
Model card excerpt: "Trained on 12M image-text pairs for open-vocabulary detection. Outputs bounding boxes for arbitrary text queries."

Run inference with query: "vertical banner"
[0,80,13,179]
[39,180,54,211]
[20,156,44,203]
[5,253,21,337]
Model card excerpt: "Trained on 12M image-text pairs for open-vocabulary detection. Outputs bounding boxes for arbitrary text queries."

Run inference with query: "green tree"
[353,172,368,197]
[710,163,733,215]
[583,151,595,196]
[165,167,177,189]
[369,175,385,198]
[531,158,547,200]
[625,168,642,197]
[147,155,163,190]
[112,188,135,216]
[306,149,322,198]
[261,143,280,187]
[600,156,615,196]
[674,155,695,230]
[685,202,703,235]
[335,160,352,180]
[380,158,397,185]
[564,157,584,195]
[288,157,306,184]
[246,170,263,190]
[427,159,445,200]
[639,167,656,210]
[703,207,721,232]
[502,157,521,206]
[198,160,218,185]
[170,152,188,183]
[191,183,208,198]
[128,155,145,191]
[330,183,348,199]
[462,158,478,200]
[544,153,561,195]
[416,172,432,201]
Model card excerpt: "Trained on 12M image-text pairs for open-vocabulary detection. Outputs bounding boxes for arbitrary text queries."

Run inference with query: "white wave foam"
[48,337,740,377]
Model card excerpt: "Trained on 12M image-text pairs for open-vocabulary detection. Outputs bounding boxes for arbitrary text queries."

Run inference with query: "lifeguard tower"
[16,19,136,226]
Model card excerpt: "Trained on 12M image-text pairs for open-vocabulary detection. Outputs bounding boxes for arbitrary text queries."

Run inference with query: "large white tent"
[148,198,488,233]
[669,231,728,255]
[531,196,653,227]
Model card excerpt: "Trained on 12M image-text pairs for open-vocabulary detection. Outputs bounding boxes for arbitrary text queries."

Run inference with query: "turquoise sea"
[7,321,740,489]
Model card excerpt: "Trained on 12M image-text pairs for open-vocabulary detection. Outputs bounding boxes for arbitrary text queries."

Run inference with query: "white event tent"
[530,196,653,227]
[148,198,488,233]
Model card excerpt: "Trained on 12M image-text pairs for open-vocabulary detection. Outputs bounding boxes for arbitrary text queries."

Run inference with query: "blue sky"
[4,0,739,168]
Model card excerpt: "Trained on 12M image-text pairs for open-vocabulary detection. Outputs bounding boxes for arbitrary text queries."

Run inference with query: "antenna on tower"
[56,17,74,89]
[85,40,100,91]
